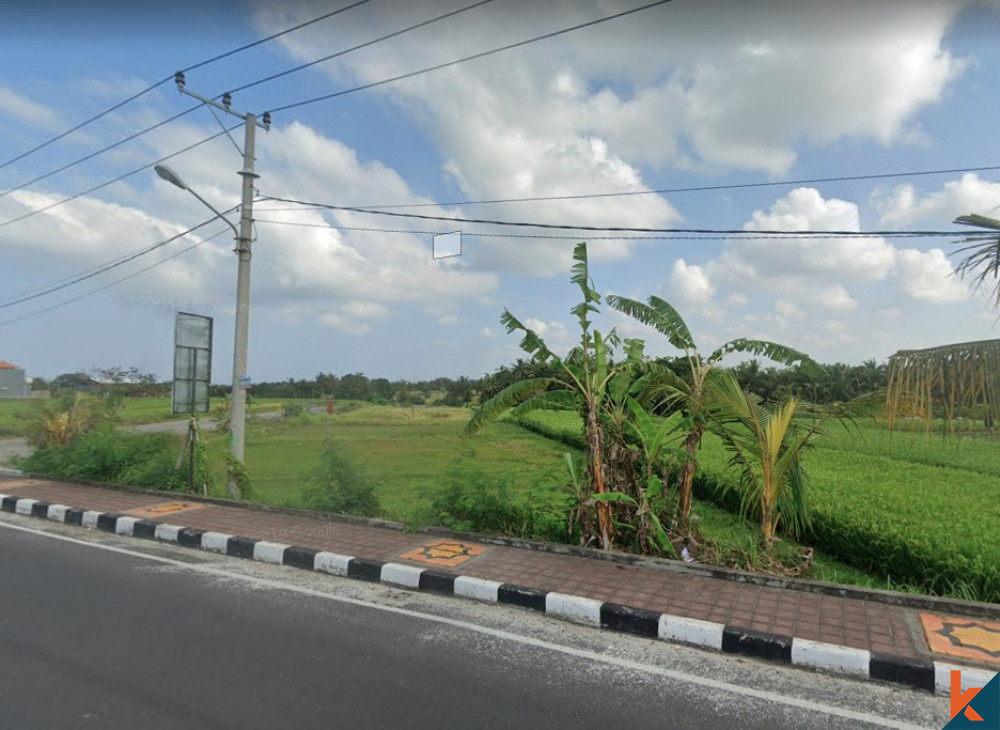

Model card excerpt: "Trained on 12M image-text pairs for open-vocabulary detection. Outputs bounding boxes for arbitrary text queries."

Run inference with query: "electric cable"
[267,0,676,114]
[0,228,230,327]
[0,124,240,230]
[0,0,374,173]
[335,165,1000,209]
[254,217,932,241]
[0,212,233,310]
[229,0,498,96]
[256,195,985,238]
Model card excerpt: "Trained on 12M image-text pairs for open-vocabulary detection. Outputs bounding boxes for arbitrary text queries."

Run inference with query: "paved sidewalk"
[2,474,997,695]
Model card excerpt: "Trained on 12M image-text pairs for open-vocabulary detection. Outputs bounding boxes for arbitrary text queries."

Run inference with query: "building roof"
[0,361,19,370]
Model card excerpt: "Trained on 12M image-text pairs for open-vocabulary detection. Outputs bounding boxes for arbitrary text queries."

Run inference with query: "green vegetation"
[0,398,35,438]
[302,438,380,517]
[14,425,195,492]
[514,408,1000,603]
[199,407,570,522]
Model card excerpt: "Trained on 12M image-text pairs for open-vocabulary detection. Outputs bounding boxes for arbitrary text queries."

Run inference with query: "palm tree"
[606,294,817,534]
[465,243,646,549]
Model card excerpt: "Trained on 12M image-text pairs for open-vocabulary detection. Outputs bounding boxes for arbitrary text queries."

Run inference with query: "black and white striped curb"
[2,492,995,695]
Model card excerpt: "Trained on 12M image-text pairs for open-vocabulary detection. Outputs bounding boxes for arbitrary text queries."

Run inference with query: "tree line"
[35,356,889,408]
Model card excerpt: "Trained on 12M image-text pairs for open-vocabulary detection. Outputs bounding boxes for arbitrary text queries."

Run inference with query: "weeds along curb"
[3,469,1000,622]
[2,489,996,695]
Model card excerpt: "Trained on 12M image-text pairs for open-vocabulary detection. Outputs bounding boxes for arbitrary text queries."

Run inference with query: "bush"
[281,401,306,418]
[427,462,568,543]
[15,424,193,491]
[301,439,380,517]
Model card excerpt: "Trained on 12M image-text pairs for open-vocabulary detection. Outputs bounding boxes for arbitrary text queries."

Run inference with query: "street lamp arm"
[185,187,240,239]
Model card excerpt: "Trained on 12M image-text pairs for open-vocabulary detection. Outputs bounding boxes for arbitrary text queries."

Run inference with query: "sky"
[2,0,1000,384]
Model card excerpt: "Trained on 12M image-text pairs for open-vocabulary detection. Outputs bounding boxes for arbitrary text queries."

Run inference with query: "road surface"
[0,511,949,730]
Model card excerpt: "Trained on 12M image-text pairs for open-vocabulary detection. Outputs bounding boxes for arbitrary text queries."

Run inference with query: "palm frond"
[952,233,1000,309]
[500,309,559,364]
[606,294,695,352]
[570,242,601,332]
[463,377,555,436]
[708,338,820,375]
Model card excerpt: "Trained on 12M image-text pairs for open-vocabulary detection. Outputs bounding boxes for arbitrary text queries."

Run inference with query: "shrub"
[301,438,380,517]
[281,401,306,418]
[16,424,192,491]
[427,462,568,543]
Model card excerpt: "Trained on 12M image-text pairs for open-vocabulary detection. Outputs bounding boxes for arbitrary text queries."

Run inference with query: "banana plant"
[465,243,646,550]
[606,294,818,535]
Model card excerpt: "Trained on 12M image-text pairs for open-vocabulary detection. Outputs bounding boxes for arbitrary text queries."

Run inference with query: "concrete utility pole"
[173,71,271,498]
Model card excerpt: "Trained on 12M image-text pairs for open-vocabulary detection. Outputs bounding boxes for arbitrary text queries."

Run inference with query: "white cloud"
[481,326,497,338]
[320,312,371,335]
[874,173,1000,226]
[437,314,459,325]
[669,259,714,304]
[253,0,970,183]
[0,116,502,333]
[0,85,60,129]
[894,248,969,303]
[817,285,858,311]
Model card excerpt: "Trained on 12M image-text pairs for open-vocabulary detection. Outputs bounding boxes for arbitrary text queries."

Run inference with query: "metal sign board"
[172,312,213,414]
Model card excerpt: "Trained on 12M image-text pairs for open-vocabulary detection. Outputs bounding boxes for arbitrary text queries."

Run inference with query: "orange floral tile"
[921,612,1000,666]
[124,501,206,518]
[399,539,488,567]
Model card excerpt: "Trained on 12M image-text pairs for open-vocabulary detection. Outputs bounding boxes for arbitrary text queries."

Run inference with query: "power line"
[0,228,230,327]
[254,218,739,240]
[267,0,677,114]
[0,0,374,174]
[256,217,906,241]
[2,203,240,304]
[0,105,201,202]
[0,0,499,229]
[257,195,984,238]
[230,0,498,96]
[0,213,231,310]
[0,124,240,229]
[340,164,1000,209]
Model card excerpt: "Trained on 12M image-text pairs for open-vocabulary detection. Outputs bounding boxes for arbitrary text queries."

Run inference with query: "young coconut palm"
[606,294,817,535]
[704,369,813,546]
[464,243,645,550]
[705,370,881,550]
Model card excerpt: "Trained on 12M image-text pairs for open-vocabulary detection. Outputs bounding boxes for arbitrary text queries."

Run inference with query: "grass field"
[514,409,1000,603]
[0,398,35,438]
[189,405,882,591]
[200,406,572,521]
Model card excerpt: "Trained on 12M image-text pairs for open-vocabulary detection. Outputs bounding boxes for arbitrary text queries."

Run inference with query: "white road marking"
[0,518,934,730]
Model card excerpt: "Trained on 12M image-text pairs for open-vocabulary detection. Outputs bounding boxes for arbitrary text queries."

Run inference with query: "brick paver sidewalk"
[3,474,999,689]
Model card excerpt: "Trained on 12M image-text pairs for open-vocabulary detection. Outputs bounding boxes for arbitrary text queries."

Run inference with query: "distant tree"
[30,377,49,391]
[337,372,372,401]
[51,371,99,391]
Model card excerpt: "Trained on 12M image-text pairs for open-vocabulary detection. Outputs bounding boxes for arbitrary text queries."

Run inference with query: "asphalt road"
[0,514,948,730]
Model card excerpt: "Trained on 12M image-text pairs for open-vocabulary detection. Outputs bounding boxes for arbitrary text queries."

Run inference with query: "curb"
[1,491,995,695]
[7,471,999,622]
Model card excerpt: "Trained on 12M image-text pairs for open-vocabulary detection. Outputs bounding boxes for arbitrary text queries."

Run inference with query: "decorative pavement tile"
[124,501,207,518]
[921,612,1000,666]
[399,539,488,567]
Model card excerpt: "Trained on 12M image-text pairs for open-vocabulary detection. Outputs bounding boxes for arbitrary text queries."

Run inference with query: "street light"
[154,165,239,239]
[154,161,254,499]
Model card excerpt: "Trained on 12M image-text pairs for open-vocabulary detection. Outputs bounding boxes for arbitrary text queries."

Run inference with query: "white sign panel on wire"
[172,312,213,415]
[433,230,462,259]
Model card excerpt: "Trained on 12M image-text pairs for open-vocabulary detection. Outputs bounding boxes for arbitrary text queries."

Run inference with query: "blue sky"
[2,0,1000,384]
